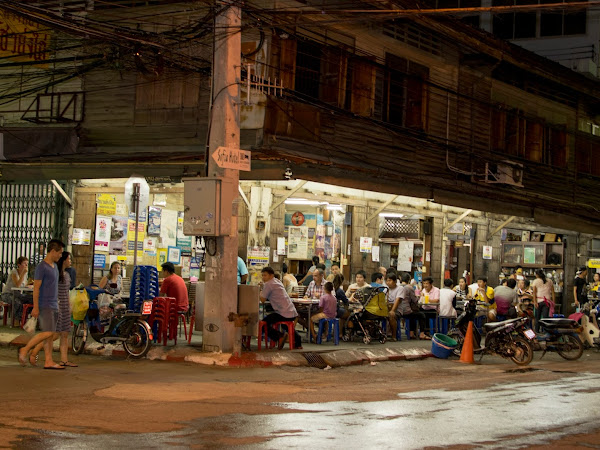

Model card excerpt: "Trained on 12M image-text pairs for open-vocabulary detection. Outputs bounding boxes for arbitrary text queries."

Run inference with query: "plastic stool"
[177,312,188,340]
[404,318,411,339]
[428,317,437,334]
[188,314,195,344]
[21,304,34,328]
[0,302,11,326]
[316,318,339,345]
[273,321,296,349]
[553,314,565,318]
[438,317,456,335]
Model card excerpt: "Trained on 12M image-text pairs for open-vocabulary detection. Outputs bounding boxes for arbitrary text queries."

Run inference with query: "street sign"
[588,259,600,268]
[211,146,251,171]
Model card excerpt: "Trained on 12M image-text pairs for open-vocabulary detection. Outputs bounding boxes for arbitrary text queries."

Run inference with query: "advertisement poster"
[160,209,178,248]
[524,246,536,264]
[167,246,181,265]
[127,211,146,258]
[483,245,493,260]
[360,237,373,253]
[181,256,191,278]
[396,241,414,272]
[277,237,286,255]
[93,254,106,269]
[176,211,193,255]
[109,216,128,255]
[247,246,270,267]
[72,228,91,246]
[157,248,168,270]
[94,216,112,252]
[288,226,308,259]
[372,245,380,262]
[144,237,157,257]
[147,206,162,236]
[96,194,116,216]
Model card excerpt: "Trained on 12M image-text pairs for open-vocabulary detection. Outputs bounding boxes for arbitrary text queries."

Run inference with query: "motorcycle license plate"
[142,301,153,315]
[524,329,536,340]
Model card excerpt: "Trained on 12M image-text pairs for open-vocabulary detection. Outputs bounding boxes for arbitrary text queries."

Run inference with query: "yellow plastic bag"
[72,289,90,320]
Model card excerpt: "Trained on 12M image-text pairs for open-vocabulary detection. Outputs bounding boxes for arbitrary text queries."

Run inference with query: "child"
[311,282,337,341]
[439,278,457,318]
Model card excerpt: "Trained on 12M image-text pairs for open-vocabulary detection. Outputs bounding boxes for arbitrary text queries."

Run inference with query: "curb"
[0,332,433,368]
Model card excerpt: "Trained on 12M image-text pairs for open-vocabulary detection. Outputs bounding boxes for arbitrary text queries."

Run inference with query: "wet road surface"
[2,347,600,448]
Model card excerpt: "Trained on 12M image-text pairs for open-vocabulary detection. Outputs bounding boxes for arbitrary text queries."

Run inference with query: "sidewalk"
[0,325,434,368]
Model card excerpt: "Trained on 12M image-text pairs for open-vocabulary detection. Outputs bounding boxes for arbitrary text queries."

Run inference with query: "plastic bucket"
[431,333,458,359]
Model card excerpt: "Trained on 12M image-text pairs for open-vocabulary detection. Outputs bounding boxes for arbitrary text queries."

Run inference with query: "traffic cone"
[459,321,475,364]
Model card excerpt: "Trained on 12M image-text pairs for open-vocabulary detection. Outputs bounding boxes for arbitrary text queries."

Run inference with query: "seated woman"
[282,263,299,296]
[1,256,32,325]
[99,261,122,296]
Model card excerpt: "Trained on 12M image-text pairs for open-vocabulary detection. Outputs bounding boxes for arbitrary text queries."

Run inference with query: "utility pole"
[203,1,241,352]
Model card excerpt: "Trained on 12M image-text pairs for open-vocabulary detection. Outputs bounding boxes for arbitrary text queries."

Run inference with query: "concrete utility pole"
[203,1,241,352]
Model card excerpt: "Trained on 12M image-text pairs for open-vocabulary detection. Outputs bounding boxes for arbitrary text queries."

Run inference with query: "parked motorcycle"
[531,318,584,360]
[72,288,153,359]
[449,299,534,365]
[575,299,600,350]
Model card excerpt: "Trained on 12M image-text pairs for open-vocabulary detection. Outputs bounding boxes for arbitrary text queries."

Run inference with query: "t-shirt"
[574,277,587,303]
[439,288,457,318]
[345,283,368,298]
[65,267,77,289]
[420,286,440,311]
[34,261,59,310]
[398,284,418,316]
[2,268,28,293]
[160,274,189,312]
[319,293,337,319]
[335,288,349,307]
[532,278,553,301]
[237,257,248,284]
[473,286,496,309]
[386,285,403,307]
[261,278,297,318]
[494,285,518,315]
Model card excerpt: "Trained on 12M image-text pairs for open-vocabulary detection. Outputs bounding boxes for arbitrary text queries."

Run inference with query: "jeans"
[535,301,550,333]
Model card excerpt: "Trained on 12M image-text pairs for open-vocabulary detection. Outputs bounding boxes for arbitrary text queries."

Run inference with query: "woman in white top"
[282,263,298,295]
[532,269,555,333]
[1,256,30,324]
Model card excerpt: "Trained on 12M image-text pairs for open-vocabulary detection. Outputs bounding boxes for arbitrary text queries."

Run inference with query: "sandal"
[420,334,432,340]
[60,361,78,367]
[29,354,38,367]
[44,364,65,370]
[17,348,28,367]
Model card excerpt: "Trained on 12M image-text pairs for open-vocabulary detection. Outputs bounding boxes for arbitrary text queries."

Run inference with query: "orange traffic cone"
[459,321,475,364]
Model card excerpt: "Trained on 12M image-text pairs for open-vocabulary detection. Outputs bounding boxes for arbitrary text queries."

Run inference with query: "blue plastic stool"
[553,314,564,318]
[317,318,340,345]
[438,317,455,335]
[474,315,485,334]
[404,318,411,339]
[428,317,437,334]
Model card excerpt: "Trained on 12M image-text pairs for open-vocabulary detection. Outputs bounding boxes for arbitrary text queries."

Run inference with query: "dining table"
[292,298,319,339]
[10,286,33,328]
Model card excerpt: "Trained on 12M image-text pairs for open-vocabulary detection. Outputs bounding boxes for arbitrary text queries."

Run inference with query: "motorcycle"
[72,287,153,359]
[449,299,534,366]
[574,298,600,350]
[530,318,584,360]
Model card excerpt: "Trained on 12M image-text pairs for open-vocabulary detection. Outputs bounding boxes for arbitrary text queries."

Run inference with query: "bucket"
[431,333,458,359]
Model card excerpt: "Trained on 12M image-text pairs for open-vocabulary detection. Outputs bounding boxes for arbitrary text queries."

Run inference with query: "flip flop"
[420,335,432,340]
[60,361,78,367]
[44,364,65,370]
[29,354,38,367]
[278,332,288,350]
[17,348,28,367]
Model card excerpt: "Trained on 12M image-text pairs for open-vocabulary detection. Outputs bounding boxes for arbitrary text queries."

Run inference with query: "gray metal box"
[183,177,234,236]
[238,285,260,337]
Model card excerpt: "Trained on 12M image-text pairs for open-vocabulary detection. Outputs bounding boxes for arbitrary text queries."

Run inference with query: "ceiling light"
[326,204,343,211]
[379,212,404,218]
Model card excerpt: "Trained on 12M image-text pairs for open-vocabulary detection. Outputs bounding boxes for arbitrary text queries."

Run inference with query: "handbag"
[23,316,37,334]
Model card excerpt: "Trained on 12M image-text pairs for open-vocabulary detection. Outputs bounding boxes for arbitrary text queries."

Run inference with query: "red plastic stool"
[21,304,34,328]
[188,314,195,344]
[0,302,11,326]
[273,321,296,350]
[257,321,274,350]
[177,312,188,340]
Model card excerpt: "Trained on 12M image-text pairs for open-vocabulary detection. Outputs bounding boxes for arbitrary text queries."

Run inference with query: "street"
[1,346,600,448]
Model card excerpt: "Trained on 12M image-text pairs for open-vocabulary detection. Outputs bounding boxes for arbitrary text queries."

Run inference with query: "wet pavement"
[11,370,600,449]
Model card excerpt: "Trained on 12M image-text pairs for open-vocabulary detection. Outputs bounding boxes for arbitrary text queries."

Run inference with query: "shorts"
[38,308,58,332]
[311,312,329,323]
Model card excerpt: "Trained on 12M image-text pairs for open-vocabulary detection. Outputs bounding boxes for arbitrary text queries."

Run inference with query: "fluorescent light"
[379,212,404,218]
[285,198,328,206]
[326,204,343,211]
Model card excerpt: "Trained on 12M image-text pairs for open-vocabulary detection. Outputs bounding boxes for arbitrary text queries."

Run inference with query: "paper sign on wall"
[360,237,372,253]
[96,194,116,216]
[483,245,493,260]
[277,237,286,255]
[72,228,91,246]
[94,216,112,252]
[372,246,380,262]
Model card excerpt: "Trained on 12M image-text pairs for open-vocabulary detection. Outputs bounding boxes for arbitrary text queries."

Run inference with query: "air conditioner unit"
[483,161,524,188]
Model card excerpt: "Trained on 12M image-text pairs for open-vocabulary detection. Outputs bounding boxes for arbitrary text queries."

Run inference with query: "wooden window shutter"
[506,111,523,157]
[548,128,567,168]
[525,121,543,162]
[350,58,375,116]
[575,135,591,174]
[320,47,346,107]
[405,77,425,130]
[491,109,507,152]
[592,140,600,176]
[279,38,297,92]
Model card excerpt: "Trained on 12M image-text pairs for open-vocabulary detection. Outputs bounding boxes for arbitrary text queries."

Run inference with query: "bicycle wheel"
[509,336,534,366]
[556,334,584,360]
[72,321,87,354]
[123,320,152,359]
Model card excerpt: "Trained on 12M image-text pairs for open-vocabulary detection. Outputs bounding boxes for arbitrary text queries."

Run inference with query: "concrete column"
[203,3,241,353]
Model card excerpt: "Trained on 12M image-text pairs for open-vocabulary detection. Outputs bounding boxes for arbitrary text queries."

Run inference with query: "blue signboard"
[93,254,106,269]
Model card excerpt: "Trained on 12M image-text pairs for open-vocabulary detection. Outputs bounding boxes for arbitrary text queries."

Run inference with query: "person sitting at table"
[453,277,469,301]
[345,270,368,300]
[332,274,350,337]
[439,279,457,318]
[326,263,341,282]
[370,272,384,287]
[386,273,404,341]
[98,261,122,295]
[1,256,32,325]
[282,263,298,295]
[473,276,496,322]
[160,262,189,313]
[309,282,337,341]
[419,277,440,337]
[305,268,326,299]
[494,278,518,319]
[259,266,302,350]
[391,272,428,340]
[298,256,319,285]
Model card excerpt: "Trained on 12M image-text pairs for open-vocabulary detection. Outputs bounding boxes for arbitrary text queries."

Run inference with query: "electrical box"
[183,177,234,236]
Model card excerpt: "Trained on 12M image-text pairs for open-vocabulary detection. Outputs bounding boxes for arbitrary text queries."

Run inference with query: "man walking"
[18,239,64,370]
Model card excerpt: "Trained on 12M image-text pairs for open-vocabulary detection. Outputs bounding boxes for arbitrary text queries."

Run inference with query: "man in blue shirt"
[371,272,384,287]
[18,239,65,370]
[237,256,248,284]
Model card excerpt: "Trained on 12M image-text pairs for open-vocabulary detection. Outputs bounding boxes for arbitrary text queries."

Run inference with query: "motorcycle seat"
[483,317,521,330]
[539,318,577,329]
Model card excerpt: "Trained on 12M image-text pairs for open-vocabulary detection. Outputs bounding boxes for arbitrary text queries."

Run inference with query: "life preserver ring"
[291,211,305,226]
